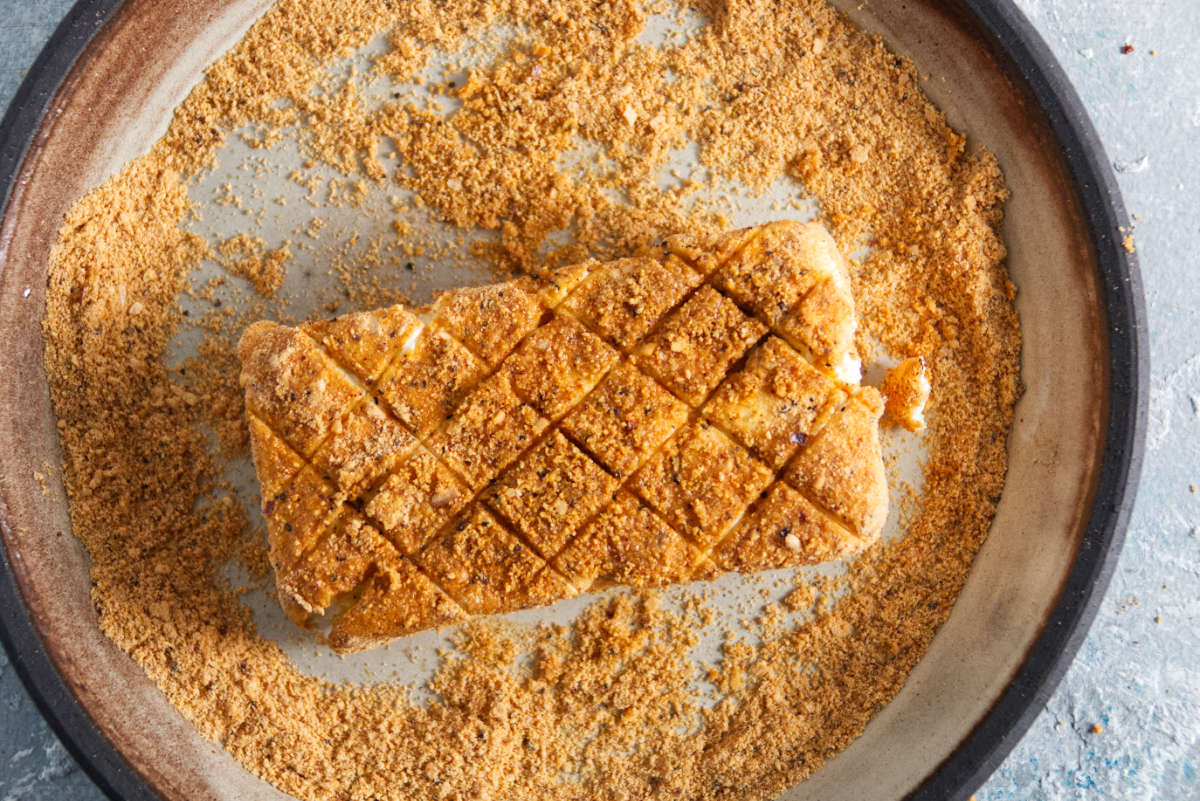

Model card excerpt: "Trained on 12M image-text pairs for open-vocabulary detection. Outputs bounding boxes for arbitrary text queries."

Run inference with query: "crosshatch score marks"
[239,220,886,652]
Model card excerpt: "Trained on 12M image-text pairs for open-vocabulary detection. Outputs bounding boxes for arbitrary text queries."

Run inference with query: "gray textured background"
[1,1,1196,798]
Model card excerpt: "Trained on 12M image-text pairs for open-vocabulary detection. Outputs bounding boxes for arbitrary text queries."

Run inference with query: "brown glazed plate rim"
[0,1,1147,799]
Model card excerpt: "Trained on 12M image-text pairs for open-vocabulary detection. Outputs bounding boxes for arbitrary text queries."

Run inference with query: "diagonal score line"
[439,227,867,591]
[242,411,468,624]
[282,501,469,628]
[299,334,531,611]
[253,330,489,613]
[348,247,732,594]
[304,295,600,594]
[547,230,874,574]
[775,394,880,538]
[536,234,781,574]
[384,250,746,588]
[666,223,862,388]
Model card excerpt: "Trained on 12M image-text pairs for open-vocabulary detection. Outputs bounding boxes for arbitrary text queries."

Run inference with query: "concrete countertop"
[1,1,1195,798]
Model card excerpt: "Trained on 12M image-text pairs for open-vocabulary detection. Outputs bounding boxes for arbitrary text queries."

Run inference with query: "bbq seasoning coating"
[240,221,887,651]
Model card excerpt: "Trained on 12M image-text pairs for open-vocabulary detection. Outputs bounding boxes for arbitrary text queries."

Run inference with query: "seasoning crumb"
[883,356,931,432]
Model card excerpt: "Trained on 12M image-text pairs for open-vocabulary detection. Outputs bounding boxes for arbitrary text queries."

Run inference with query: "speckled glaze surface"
[0,1,1147,800]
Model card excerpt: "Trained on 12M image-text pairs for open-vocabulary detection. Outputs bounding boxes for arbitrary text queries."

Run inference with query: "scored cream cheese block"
[238,221,887,653]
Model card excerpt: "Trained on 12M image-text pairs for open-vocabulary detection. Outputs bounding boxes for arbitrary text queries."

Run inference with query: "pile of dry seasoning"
[42,0,1020,798]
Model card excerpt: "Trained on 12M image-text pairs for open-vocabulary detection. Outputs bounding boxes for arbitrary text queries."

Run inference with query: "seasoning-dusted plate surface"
[0,1,1141,800]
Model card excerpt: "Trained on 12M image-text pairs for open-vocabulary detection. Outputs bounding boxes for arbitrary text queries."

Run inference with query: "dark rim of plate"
[0,1,1147,800]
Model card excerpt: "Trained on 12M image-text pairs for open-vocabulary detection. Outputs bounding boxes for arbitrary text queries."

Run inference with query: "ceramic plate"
[0,1,1145,799]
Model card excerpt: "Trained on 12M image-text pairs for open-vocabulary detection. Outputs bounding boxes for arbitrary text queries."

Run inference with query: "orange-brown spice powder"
[41,0,1021,799]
